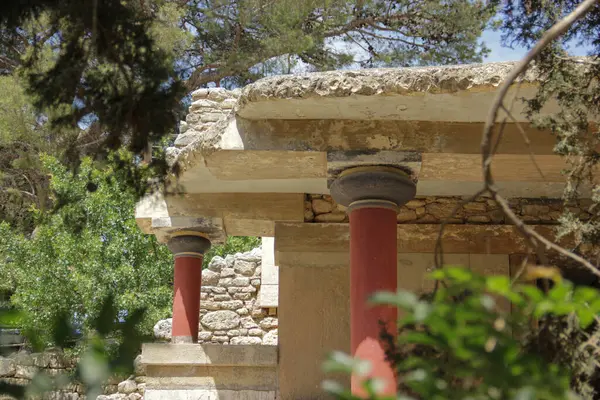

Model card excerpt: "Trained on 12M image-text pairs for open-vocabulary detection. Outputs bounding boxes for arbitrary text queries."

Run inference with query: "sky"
[481,28,592,62]
[480,29,527,62]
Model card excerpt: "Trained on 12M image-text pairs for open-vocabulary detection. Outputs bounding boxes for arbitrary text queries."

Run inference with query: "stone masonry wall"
[0,350,145,400]
[305,194,592,225]
[173,88,239,149]
[153,247,278,346]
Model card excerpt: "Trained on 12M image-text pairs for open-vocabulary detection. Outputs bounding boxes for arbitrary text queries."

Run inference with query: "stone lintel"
[235,62,550,122]
[145,389,276,400]
[274,222,561,256]
[142,343,277,367]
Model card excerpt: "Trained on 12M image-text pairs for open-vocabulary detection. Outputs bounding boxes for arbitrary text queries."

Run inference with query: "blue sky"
[481,29,527,62]
[482,28,592,62]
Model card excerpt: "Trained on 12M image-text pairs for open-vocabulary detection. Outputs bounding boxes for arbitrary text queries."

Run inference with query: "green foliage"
[0,155,174,345]
[203,236,261,268]
[0,74,60,232]
[0,296,147,399]
[183,0,496,88]
[324,267,600,399]
[0,0,185,162]
[498,1,600,261]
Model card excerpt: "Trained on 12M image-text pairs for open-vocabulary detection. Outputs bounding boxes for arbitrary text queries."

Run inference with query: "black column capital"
[167,233,211,257]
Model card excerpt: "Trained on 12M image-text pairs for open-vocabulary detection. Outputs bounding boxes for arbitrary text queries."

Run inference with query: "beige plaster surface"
[278,263,349,399]
[142,343,277,367]
[274,223,560,255]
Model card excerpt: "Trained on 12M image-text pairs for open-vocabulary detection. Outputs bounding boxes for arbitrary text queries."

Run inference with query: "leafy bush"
[325,267,600,400]
[0,155,174,345]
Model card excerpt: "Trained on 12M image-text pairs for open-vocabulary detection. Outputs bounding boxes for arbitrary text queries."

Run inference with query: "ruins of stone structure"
[153,247,278,346]
[136,61,588,399]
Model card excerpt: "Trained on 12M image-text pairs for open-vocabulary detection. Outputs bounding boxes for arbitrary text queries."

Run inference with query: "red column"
[349,205,398,396]
[167,233,211,344]
[172,254,203,343]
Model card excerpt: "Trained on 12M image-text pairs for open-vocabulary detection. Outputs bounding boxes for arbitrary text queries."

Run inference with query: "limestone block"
[314,212,346,222]
[236,308,249,316]
[230,337,262,345]
[201,113,224,123]
[0,357,15,377]
[208,256,226,272]
[397,209,417,222]
[220,268,235,278]
[259,318,278,330]
[404,199,426,209]
[467,215,491,223]
[415,207,426,218]
[234,260,256,276]
[233,293,252,301]
[153,319,172,341]
[248,329,264,337]
[311,198,333,214]
[202,269,220,286]
[221,98,237,109]
[185,112,201,125]
[225,254,236,268]
[240,317,258,329]
[179,121,188,133]
[237,248,262,263]
[426,202,462,219]
[198,332,213,341]
[128,394,142,400]
[211,286,227,294]
[117,379,137,394]
[262,329,278,346]
[207,89,233,102]
[174,131,201,148]
[190,99,219,110]
[231,277,250,287]
[522,204,550,217]
[463,202,487,213]
[15,364,37,379]
[201,311,240,330]
[133,355,145,376]
[191,88,209,100]
[213,335,229,343]
[214,294,232,302]
[13,352,33,366]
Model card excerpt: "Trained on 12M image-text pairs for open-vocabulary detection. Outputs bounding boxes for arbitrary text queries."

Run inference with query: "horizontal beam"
[275,223,560,255]
[142,343,277,367]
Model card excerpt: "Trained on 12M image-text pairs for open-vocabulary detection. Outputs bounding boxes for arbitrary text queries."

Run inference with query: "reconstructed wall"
[0,350,145,400]
[172,88,239,150]
[153,247,278,346]
[305,194,591,224]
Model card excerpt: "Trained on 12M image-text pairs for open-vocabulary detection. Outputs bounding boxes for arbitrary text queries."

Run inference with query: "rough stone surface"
[0,349,145,399]
[201,311,241,331]
[263,329,278,346]
[234,260,256,276]
[305,194,586,226]
[117,379,137,394]
[0,357,15,377]
[238,62,539,108]
[208,256,227,272]
[153,318,172,341]
[151,247,276,345]
[202,269,220,285]
[230,336,262,345]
